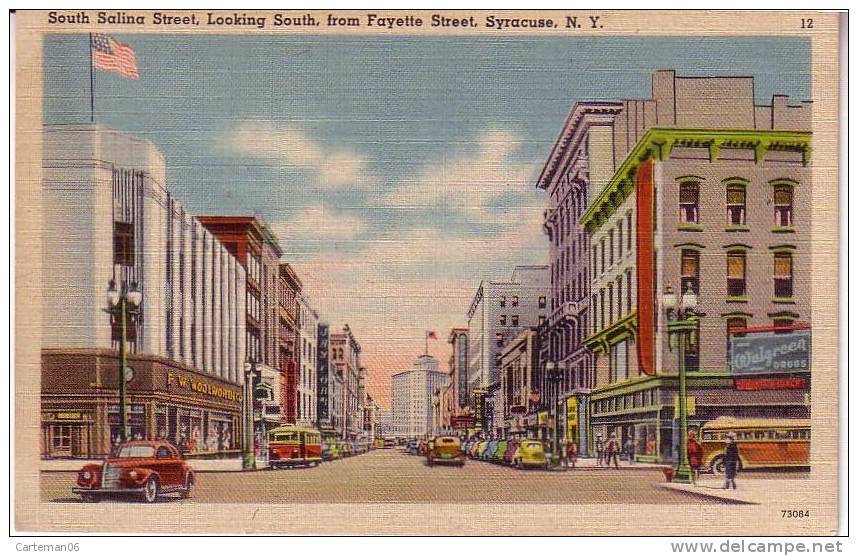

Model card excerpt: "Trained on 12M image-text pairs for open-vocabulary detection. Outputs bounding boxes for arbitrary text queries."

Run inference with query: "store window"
[679,182,700,224]
[773,184,794,226]
[113,221,135,266]
[726,184,747,225]
[681,250,700,294]
[727,251,747,297]
[774,252,794,298]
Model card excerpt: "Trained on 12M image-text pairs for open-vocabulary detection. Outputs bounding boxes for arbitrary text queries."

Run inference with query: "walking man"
[723,432,739,489]
[624,435,635,466]
[687,430,703,485]
[605,432,620,469]
[595,434,605,466]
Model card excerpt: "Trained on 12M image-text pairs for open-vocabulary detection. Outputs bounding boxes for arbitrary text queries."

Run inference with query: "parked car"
[491,440,508,462]
[512,439,548,469]
[73,440,194,503]
[322,440,342,461]
[427,436,465,467]
[472,441,487,458]
[417,439,429,456]
[503,440,520,465]
[481,440,498,460]
[406,440,419,455]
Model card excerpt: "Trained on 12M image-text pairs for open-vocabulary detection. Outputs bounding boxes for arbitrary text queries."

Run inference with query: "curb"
[655,483,757,505]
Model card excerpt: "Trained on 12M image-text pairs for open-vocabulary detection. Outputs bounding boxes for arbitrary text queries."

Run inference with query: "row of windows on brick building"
[679,181,795,227]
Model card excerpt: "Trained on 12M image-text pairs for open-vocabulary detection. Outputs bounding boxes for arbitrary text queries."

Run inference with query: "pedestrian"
[606,433,620,469]
[723,432,739,489]
[687,430,703,485]
[595,434,605,466]
[624,435,635,465]
[566,440,577,469]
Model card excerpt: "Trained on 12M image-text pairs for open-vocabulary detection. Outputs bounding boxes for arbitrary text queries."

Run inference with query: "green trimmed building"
[538,71,812,463]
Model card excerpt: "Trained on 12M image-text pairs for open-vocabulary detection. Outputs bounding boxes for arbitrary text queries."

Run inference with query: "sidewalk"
[657,477,795,505]
[41,457,250,473]
[570,456,664,470]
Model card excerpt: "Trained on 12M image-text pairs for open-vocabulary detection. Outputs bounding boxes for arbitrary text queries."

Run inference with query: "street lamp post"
[545,361,560,467]
[105,279,142,444]
[243,358,261,470]
[662,285,702,484]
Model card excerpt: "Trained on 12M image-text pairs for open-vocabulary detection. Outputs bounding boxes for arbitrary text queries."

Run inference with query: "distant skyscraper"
[390,354,449,438]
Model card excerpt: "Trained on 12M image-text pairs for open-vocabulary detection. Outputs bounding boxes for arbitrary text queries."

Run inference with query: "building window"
[726,317,747,364]
[591,295,598,333]
[499,315,507,326]
[609,229,615,267]
[773,317,795,332]
[774,184,794,226]
[727,251,747,297]
[538,296,546,309]
[679,182,700,224]
[617,224,623,262]
[600,239,606,274]
[610,284,618,324]
[616,276,623,319]
[511,315,519,326]
[599,289,605,331]
[726,184,747,225]
[499,296,506,308]
[626,270,633,314]
[680,250,700,294]
[627,213,633,253]
[113,221,135,266]
[538,315,546,326]
[495,333,504,347]
[511,296,519,307]
[774,252,794,298]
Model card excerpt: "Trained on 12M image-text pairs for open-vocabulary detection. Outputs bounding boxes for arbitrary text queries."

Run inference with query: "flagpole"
[88,33,95,123]
[424,332,428,356]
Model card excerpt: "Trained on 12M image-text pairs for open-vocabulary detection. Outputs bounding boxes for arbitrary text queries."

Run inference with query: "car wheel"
[180,473,194,499]
[141,476,159,503]
[711,456,726,475]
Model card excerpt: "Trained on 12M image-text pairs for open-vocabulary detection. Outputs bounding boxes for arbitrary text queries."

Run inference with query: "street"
[37,448,800,505]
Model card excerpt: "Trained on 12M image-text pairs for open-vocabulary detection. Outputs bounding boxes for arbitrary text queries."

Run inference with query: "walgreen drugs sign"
[729,329,811,375]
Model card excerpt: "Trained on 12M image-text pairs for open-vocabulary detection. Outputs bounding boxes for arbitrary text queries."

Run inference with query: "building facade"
[391,355,449,439]
[297,294,319,427]
[576,71,812,462]
[447,328,469,413]
[197,216,285,452]
[330,325,362,440]
[466,266,549,433]
[277,263,301,424]
[41,124,247,458]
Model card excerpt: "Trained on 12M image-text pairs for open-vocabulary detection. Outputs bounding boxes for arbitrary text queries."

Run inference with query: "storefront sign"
[452,415,475,429]
[730,329,811,375]
[166,371,242,402]
[565,398,578,443]
[474,388,486,430]
[317,324,330,422]
[56,411,82,420]
[735,377,807,390]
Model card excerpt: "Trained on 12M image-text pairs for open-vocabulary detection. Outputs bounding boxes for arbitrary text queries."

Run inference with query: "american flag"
[91,34,138,79]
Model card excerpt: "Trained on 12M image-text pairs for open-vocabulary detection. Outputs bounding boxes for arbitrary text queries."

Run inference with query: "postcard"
[14,9,843,535]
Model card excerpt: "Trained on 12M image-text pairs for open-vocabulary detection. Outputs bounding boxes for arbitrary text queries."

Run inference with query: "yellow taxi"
[427,436,465,466]
[512,439,548,469]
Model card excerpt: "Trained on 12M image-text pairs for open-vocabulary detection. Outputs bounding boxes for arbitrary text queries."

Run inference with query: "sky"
[44,34,811,408]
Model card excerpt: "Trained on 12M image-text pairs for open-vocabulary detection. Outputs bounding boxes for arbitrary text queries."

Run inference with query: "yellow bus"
[700,417,810,473]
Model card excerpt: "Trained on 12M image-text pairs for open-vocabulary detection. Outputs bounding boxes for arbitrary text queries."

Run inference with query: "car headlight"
[128,470,138,480]
[82,471,92,480]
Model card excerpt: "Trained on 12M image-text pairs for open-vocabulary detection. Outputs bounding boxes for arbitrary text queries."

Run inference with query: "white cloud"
[384,129,536,222]
[225,121,372,189]
[269,203,366,247]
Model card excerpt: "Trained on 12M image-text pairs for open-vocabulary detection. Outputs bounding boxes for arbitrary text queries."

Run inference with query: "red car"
[73,440,195,503]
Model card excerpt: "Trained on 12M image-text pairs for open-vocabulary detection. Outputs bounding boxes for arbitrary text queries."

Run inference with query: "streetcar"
[267,425,323,468]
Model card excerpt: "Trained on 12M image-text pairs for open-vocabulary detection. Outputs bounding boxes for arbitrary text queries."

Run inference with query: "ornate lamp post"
[243,358,261,470]
[662,285,702,484]
[545,361,561,467]
[105,279,142,443]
